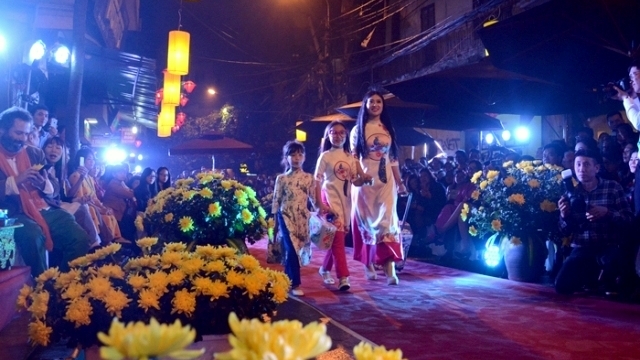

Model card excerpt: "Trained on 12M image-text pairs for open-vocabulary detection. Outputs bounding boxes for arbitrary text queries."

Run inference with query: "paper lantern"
[167,30,190,75]
[183,80,196,94]
[163,71,181,106]
[158,125,171,137]
[296,129,307,142]
[180,94,189,107]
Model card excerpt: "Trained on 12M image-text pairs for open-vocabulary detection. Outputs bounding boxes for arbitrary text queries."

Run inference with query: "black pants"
[555,245,622,295]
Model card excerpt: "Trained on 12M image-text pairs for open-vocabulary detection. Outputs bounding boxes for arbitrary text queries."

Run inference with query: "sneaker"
[364,263,377,280]
[291,288,304,296]
[318,268,335,285]
[338,277,350,291]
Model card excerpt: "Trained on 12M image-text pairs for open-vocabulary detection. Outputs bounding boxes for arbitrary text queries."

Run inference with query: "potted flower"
[16,239,291,350]
[461,160,565,282]
[139,172,272,252]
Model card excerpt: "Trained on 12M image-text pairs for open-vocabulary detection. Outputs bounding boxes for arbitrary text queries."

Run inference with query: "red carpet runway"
[250,242,640,360]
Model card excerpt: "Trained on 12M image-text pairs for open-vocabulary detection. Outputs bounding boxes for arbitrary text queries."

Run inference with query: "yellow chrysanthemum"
[200,187,213,198]
[147,271,170,294]
[179,216,195,232]
[209,281,231,300]
[181,257,205,276]
[502,160,514,168]
[28,290,49,319]
[65,297,93,327]
[353,342,406,360]
[86,276,112,299]
[136,237,158,250]
[270,282,289,303]
[127,274,147,291]
[161,251,183,268]
[167,269,186,286]
[192,277,215,295]
[528,179,541,188]
[460,203,469,221]
[208,202,222,217]
[245,187,257,200]
[226,270,245,288]
[258,206,267,220]
[215,313,331,360]
[194,245,216,259]
[62,282,86,300]
[237,196,250,207]
[221,180,232,190]
[98,318,204,360]
[204,260,226,273]
[479,180,489,190]
[171,289,197,316]
[244,271,269,297]
[468,225,478,236]
[540,199,558,212]
[164,242,187,252]
[16,284,32,310]
[28,320,53,346]
[200,175,214,185]
[134,215,144,232]
[102,288,131,318]
[470,171,483,184]
[36,267,60,284]
[164,212,175,222]
[486,170,500,182]
[97,264,125,279]
[508,193,526,205]
[54,269,82,289]
[523,165,535,174]
[234,189,248,200]
[138,289,161,312]
[503,176,516,187]
[491,219,502,232]
[241,209,254,224]
[238,255,260,271]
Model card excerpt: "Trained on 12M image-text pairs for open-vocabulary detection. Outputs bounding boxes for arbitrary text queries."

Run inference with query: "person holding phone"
[350,90,405,285]
[30,105,58,148]
[0,107,89,276]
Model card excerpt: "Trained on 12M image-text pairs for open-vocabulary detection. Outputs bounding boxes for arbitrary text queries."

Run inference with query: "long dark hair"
[156,166,171,191]
[281,140,305,172]
[354,90,398,160]
[319,121,350,155]
[69,147,95,176]
[138,167,158,197]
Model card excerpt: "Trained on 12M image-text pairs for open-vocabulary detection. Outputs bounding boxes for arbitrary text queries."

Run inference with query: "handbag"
[309,212,337,251]
[266,237,283,264]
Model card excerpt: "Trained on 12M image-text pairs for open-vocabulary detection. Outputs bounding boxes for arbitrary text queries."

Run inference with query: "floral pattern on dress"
[271,169,315,266]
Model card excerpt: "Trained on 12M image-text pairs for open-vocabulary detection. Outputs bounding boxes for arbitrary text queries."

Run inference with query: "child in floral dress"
[272,140,323,296]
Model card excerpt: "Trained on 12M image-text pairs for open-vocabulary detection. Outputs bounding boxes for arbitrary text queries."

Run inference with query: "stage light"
[53,45,70,64]
[484,132,494,145]
[29,40,46,63]
[501,130,511,141]
[515,126,530,142]
[131,125,138,134]
[105,147,127,165]
[0,34,6,52]
[207,87,216,95]
[134,165,142,173]
[129,152,136,158]
[484,244,502,267]
[137,154,143,161]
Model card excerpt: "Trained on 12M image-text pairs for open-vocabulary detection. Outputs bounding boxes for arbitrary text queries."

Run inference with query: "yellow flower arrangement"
[17,241,291,348]
[463,160,564,242]
[143,171,271,249]
[215,313,406,360]
[98,318,205,360]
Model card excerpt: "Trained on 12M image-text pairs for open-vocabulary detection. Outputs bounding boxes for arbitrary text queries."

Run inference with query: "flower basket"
[16,240,291,349]
[463,160,565,281]
[139,172,273,252]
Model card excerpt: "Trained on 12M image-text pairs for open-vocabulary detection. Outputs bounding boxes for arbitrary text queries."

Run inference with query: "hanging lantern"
[158,125,172,137]
[157,103,176,136]
[163,71,181,106]
[296,129,307,142]
[155,88,164,106]
[180,94,189,107]
[183,80,196,94]
[167,30,190,75]
[176,112,186,125]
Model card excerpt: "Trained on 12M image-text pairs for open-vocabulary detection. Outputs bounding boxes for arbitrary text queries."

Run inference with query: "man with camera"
[556,149,633,295]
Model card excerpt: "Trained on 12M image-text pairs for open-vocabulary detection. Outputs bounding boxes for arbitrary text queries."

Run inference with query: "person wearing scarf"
[0,107,89,276]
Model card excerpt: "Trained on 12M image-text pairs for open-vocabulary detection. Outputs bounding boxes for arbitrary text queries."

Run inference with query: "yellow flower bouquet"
[16,239,291,349]
[141,172,271,250]
[463,160,565,242]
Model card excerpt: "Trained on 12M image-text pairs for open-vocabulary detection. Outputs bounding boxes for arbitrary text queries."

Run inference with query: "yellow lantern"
[295,129,307,142]
[163,71,181,106]
[167,30,190,75]
[158,125,171,137]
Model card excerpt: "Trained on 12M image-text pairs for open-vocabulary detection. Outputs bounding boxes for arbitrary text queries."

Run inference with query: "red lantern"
[180,94,189,107]
[183,80,196,94]
[155,89,164,106]
[176,112,186,126]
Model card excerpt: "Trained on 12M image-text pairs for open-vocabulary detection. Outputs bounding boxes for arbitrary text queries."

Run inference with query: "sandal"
[318,268,335,285]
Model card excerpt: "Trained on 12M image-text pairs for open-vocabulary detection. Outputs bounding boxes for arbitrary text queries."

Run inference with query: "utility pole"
[66,0,88,156]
